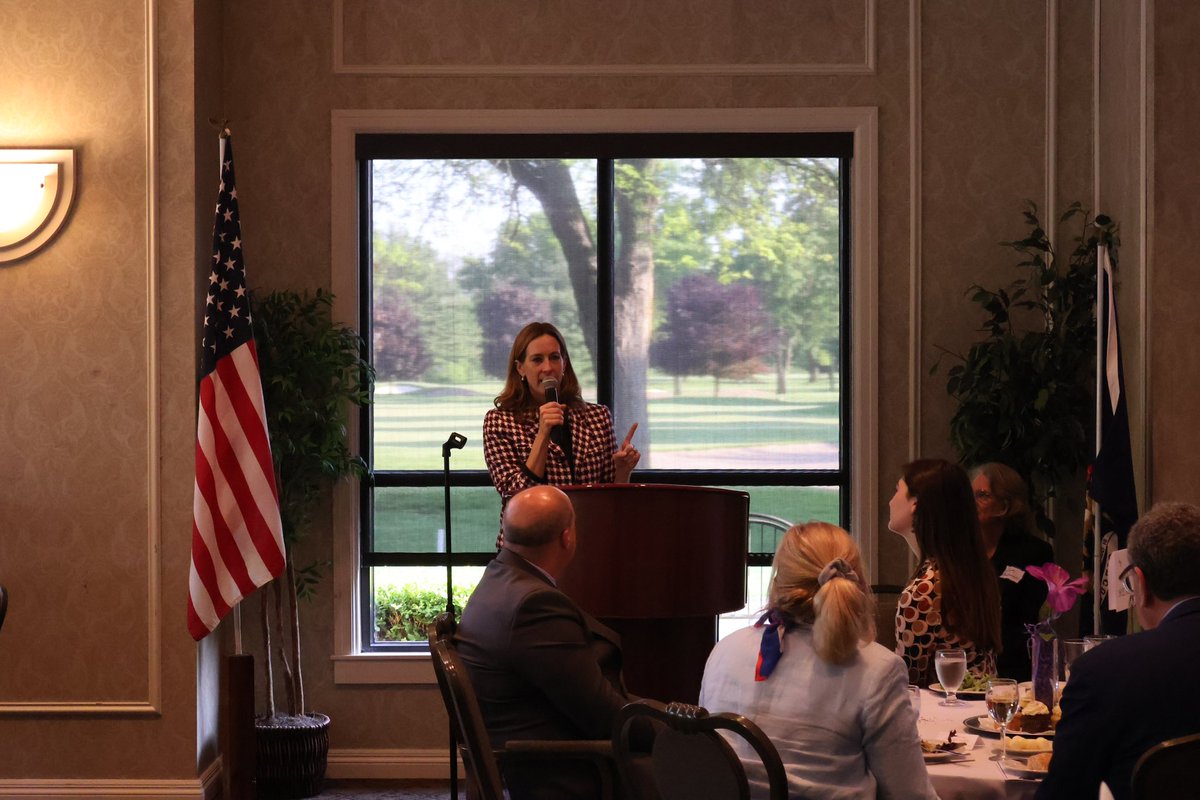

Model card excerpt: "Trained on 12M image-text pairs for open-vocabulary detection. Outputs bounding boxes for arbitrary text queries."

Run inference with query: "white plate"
[1002,757,1049,779]
[929,682,987,698]
[964,715,1055,738]
[963,715,1002,735]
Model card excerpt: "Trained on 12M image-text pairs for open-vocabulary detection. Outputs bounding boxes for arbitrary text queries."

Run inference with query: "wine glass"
[934,648,968,706]
[906,684,921,720]
[986,678,1019,755]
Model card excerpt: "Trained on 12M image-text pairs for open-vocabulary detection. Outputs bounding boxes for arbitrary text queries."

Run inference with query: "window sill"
[332,652,435,685]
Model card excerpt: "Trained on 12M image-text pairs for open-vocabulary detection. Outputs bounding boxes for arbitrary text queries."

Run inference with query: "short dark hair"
[1129,502,1200,601]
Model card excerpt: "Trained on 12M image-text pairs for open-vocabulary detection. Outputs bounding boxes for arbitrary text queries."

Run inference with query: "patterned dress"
[895,559,997,686]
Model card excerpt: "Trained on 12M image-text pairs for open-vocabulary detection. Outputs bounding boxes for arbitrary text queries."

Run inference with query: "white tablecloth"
[915,689,1041,800]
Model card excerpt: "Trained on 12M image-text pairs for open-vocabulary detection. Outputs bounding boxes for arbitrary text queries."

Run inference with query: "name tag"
[1001,566,1026,584]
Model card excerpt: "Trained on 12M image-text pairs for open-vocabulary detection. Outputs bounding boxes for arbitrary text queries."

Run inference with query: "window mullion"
[596,158,615,408]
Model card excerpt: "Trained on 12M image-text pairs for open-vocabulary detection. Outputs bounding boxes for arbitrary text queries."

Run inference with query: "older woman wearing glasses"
[971,462,1053,680]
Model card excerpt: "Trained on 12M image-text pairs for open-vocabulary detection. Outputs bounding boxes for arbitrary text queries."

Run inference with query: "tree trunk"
[501,158,656,468]
[673,374,682,397]
[612,160,657,467]
[260,590,276,717]
[271,579,296,716]
[496,160,599,362]
[286,559,305,715]
[775,332,795,395]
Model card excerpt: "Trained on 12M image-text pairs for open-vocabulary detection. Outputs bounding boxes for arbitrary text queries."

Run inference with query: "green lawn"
[370,370,844,553]
[371,371,841,470]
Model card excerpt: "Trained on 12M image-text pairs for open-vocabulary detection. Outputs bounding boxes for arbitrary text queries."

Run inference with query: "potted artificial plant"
[937,202,1118,527]
[251,288,373,799]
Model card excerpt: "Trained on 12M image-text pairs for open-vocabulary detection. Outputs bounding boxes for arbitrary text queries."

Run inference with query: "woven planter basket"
[255,713,331,799]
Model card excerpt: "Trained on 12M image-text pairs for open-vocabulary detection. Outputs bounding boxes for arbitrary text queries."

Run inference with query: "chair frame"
[428,612,617,800]
[613,699,788,800]
[1131,730,1200,800]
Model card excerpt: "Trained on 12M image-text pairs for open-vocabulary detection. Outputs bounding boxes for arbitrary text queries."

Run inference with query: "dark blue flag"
[1086,244,1137,635]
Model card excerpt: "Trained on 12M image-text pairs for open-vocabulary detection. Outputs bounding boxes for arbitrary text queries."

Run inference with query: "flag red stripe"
[212,346,286,575]
[190,422,238,639]
[198,377,259,595]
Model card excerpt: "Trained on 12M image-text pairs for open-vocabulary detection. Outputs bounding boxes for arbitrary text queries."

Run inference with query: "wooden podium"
[558,484,748,704]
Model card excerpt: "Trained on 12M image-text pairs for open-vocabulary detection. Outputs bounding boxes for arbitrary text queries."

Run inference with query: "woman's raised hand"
[613,422,640,482]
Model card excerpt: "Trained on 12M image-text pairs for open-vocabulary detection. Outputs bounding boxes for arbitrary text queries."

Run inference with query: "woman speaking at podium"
[483,321,640,518]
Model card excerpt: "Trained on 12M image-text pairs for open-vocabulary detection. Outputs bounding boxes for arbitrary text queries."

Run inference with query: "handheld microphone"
[540,377,560,404]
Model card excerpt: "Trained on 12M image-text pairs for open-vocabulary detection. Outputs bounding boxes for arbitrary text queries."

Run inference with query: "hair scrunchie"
[817,558,858,587]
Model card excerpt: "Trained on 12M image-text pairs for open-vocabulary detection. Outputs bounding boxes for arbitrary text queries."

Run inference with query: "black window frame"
[356,131,854,651]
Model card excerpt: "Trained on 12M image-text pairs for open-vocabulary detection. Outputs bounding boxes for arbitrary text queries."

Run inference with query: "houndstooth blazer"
[483,402,617,503]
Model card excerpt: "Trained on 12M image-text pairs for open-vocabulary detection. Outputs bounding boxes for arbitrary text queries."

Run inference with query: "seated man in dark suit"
[456,484,631,799]
[1037,502,1200,800]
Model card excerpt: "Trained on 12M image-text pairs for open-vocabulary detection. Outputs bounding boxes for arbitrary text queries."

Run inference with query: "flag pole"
[1093,244,1104,635]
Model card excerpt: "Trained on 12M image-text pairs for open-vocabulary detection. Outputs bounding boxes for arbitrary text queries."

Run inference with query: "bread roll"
[1027,752,1053,771]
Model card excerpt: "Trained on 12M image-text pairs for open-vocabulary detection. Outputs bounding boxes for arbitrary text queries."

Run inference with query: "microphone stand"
[440,431,466,798]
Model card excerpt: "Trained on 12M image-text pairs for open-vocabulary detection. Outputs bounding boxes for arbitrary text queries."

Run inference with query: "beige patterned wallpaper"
[4,0,1196,788]
[0,0,209,788]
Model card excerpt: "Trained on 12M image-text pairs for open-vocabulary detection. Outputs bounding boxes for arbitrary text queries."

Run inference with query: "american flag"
[188,134,285,641]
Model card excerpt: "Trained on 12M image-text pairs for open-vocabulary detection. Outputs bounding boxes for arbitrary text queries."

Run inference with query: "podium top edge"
[559,483,750,498]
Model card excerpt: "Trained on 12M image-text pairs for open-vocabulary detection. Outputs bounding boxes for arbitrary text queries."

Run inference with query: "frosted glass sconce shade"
[0,148,78,264]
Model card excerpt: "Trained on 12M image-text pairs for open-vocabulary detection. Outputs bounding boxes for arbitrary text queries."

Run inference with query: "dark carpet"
[313,779,455,799]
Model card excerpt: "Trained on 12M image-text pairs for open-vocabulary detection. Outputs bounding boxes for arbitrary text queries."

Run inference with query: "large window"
[356,132,853,650]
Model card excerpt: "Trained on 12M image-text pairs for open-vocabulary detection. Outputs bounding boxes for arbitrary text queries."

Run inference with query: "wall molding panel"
[0,0,162,719]
[332,0,876,77]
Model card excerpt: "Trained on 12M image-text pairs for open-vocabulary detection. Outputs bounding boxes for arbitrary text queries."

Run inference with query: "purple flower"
[1027,562,1090,617]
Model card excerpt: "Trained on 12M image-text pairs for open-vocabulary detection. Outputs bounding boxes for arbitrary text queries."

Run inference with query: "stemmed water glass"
[986,678,1019,756]
[934,648,967,706]
[906,684,922,720]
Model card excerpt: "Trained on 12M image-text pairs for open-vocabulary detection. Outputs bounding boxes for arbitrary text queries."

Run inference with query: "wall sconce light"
[0,148,78,264]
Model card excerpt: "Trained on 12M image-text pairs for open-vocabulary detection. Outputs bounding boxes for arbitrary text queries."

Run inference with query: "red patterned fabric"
[483,402,617,503]
[894,559,996,685]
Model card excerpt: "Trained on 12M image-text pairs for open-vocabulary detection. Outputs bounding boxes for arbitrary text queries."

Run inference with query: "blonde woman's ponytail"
[768,522,874,666]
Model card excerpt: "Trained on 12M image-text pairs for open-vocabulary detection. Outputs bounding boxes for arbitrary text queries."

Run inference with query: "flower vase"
[1029,625,1058,709]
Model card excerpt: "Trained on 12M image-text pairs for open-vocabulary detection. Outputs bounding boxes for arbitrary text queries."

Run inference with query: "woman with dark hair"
[483,322,639,515]
[972,462,1053,679]
[700,521,937,799]
[888,458,1002,685]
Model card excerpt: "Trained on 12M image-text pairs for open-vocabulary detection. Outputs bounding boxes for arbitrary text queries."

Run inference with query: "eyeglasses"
[974,490,994,502]
[1119,562,1138,595]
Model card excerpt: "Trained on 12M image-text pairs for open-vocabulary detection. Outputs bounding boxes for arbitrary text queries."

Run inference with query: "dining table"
[915,687,1043,800]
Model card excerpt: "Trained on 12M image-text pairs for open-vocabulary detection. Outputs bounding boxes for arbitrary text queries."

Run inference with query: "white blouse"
[699,624,938,800]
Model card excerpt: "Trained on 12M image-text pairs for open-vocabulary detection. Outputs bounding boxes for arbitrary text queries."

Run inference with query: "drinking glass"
[934,648,968,706]
[906,684,921,719]
[1060,638,1086,687]
[1083,635,1116,651]
[986,678,1019,754]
